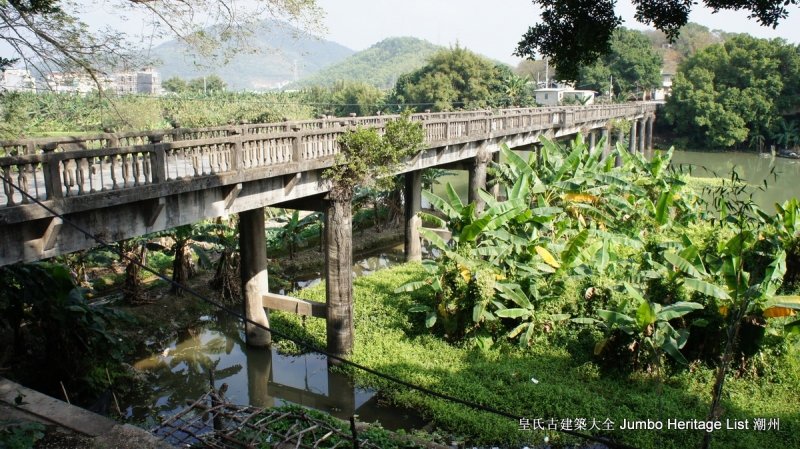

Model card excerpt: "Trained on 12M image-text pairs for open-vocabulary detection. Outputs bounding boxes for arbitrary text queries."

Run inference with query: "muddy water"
[123,243,435,431]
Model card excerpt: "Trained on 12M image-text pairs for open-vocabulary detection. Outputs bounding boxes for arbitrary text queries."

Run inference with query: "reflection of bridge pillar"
[615,128,624,167]
[326,363,356,420]
[404,170,422,262]
[646,116,654,150]
[468,148,490,213]
[589,132,596,154]
[600,128,610,160]
[638,117,646,153]
[629,119,637,154]
[324,197,354,364]
[239,207,271,347]
[247,346,275,408]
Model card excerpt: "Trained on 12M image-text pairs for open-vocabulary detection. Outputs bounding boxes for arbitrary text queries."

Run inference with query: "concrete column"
[468,149,490,213]
[488,151,501,199]
[629,119,637,154]
[616,128,624,167]
[600,128,610,161]
[589,132,596,154]
[324,197,354,363]
[638,118,646,153]
[404,170,422,262]
[646,116,654,150]
[239,207,271,347]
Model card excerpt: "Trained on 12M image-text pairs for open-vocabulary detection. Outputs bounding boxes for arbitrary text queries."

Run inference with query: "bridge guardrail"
[0,104,658,210]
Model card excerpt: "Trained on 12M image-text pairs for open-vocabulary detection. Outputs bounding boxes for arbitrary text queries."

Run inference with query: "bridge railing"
[0,104,657,209]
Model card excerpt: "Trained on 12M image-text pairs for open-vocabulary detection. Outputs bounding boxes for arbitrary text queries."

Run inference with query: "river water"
[122,243,436,431]
[123,147,800,435]
[430,147,800,209]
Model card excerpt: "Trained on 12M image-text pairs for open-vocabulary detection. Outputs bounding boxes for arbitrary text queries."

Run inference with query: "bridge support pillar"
[615,128,624,167]
[638,117,646,153]
[239,207,271,347]
[629,119,638,154]
[600,128,610,160]
[325,196,354,363]
[589,132,596,154]
[488,152,500,199]
[404,170,422,262]
[468,148,491,212]
[646,116,654,150]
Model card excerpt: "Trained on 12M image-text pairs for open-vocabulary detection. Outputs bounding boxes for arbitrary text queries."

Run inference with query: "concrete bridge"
[0,103,658,356]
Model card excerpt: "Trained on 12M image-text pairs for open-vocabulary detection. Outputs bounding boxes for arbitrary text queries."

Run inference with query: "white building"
[114,68,162,96]
[534,88,595,106]
[0,69,36,92]
[652,73,674,101]
[46,73,107,94]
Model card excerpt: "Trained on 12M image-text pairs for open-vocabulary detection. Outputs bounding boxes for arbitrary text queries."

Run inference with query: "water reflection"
[124,244,435,431]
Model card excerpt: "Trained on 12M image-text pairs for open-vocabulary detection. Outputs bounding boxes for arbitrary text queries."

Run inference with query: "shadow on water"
[123,243,439,432]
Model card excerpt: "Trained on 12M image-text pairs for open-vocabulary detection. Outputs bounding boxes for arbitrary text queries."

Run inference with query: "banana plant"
[494,283,570,348]
[575,283,703,364]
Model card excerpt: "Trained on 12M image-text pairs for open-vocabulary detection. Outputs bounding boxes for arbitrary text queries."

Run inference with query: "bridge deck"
[0,104,657,266]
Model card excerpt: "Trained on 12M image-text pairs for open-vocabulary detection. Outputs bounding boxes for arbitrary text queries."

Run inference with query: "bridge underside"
[0,122,608,266]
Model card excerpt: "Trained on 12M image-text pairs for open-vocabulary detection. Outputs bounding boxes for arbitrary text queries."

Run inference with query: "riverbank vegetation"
[663,34,800,152]
[271,135,800,448]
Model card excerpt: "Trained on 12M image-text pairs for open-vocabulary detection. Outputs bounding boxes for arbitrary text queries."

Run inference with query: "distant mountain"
[151,22,354,91]
[287,37,443,89]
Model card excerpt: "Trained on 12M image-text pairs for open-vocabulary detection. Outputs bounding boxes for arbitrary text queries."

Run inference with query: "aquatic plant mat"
[152,388,380,449]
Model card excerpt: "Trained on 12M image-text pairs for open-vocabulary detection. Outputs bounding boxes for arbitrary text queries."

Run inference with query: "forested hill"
[152,21,354,91]
[287,37,443,89]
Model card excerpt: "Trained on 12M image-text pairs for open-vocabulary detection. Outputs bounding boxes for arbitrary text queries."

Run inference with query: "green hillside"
[288,37,442,89]
[152,22,354,91]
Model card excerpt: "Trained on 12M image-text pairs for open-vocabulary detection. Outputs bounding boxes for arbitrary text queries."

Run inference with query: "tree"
[162,76,187,93]
[187,75,227,94]
[0,1,324,83]
[515,0,798,82]
[330,80,385,117]
[393,45,514,112]
[575,27,662,97]
[322,112,424,356]
[663,35,800,149]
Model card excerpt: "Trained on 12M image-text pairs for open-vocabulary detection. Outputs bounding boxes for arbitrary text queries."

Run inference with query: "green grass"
[270,264,800,449]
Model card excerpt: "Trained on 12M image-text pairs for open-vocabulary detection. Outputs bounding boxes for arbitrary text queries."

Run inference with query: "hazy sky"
[315,0,800,65]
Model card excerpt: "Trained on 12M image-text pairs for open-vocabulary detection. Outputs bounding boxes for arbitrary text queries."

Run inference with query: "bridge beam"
[239,207,271,347]
[404,170,422,262]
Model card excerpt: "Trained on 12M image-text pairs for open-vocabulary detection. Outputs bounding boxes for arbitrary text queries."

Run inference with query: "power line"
[0,177,639,449]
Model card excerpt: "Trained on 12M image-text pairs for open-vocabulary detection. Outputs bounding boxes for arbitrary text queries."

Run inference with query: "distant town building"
[534,88,595,106]
[0,69,36,93]
[45,73,111,94]
[114,68,162,95]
